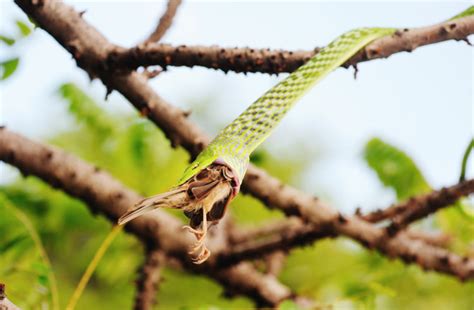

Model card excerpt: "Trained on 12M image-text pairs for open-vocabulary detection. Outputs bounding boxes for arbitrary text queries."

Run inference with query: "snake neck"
[213,27,396,157]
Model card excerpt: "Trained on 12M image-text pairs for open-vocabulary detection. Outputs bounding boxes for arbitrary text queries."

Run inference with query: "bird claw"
[183,225,204,238]
[192,247,210,264]
[183,224,211,263]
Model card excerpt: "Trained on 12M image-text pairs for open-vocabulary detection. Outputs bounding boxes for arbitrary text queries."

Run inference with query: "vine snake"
[118,7,474,264]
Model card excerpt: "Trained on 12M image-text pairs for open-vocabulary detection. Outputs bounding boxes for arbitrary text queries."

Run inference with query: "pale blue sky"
[0,1,472,212]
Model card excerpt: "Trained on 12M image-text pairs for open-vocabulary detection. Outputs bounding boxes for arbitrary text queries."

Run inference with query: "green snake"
[118,7,473,263]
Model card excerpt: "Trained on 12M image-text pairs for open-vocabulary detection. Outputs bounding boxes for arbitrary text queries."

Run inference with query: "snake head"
[118,162,240,264]
[179,150,218,186]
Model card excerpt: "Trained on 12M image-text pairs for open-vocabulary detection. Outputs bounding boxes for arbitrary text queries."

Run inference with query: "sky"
[0,1,472,212]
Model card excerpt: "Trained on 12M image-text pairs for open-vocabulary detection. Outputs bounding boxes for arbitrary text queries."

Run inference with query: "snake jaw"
[118,163,238,263]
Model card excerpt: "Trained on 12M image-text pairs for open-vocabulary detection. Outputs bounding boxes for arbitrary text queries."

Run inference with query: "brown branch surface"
[363,180,474,224]
[387,180,474,234]
[134,248,165,310]
[0,128,293,306]
[109,15,474,73]
[142,0,182,44]
[217,218,462,266]
[216,217,470,278]
[14,0,474,280]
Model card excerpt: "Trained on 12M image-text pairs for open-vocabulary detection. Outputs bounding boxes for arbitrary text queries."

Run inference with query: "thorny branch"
[0,128,294,307]
[386,180,474,235]
[13,0,474,281]
[361,179,474,226]
[109,15,474,74]
[134,247,165,310]
[216,216,471,276]
[141,0,182,44]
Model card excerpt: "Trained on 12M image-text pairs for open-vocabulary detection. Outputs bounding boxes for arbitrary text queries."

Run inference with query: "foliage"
[364,137,431,200]
[0,18,32,80]
[0,22,472,308]
[1,81,472,309]
[364,137,474,255]
[0,58,19,80]
[450,5,474,20]
[0,194,58,309]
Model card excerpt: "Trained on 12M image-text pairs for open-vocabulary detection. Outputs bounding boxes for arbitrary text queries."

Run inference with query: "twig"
[0,127,294,306]
[134,247,165,310]
[142,0,182,44]
[216,217,473,281]
[229,217,303,244]
[14,0,474,280]
[362,179,474,223]
[386,179,474,235]
[459,138,474,182]
[108,15,474,73]
[264,251,287,276]
[406,230,452,248]
[220,218,455,263]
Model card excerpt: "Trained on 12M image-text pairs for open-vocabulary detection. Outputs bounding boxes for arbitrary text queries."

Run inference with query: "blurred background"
[0,0,473,309]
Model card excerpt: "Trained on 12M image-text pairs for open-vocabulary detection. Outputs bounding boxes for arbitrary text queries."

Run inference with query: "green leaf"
[15,20,32,37]
[0,234,28,252]
[0,35,15,46]
[58,83,116,137]
[449,5,474,20]
[364,138,431,200]
[0,58,20,80]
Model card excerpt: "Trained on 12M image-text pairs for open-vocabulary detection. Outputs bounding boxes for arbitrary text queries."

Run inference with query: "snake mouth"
[118,162,239,263]
[183,162,238,229]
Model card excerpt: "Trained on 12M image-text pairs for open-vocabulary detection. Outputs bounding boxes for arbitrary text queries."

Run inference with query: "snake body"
[118,6,473,263]
[180,27,395,183]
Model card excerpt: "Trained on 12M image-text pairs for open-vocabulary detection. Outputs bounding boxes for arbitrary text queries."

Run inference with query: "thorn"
[337,213,347,224]
[352,64,359,79]
[104,87,113,101]
[143,68,162,79]
[355,207,362,216]
[461,38,472,46]
[182,109,192,118]
[140,106,151,118]
[31,0,45,6]
[87,72,97,81]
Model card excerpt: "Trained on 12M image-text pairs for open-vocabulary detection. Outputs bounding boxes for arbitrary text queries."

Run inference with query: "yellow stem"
[65,225,123,310]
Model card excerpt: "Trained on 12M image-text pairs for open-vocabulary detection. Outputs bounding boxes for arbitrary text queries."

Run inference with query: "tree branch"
[134,247,165,310]
[386,179,474,234]
[228,218,452,259]
[141,0,182,44]
[14,0,474,280]
[0,127,294,307]
[108,15,474,73]
[362,179,474,223]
